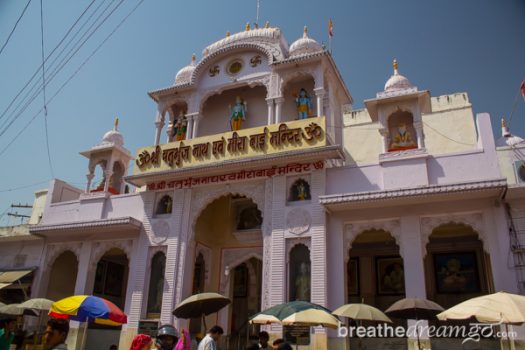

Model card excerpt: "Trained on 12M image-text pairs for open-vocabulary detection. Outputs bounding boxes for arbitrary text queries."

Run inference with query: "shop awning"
[0,269,34,290]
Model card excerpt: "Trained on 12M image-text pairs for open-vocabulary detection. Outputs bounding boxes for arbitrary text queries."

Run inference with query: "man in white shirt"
[197,326,224,350]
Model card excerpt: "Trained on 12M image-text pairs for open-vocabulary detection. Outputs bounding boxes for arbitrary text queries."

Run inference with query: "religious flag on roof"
[521,80,525,102]
[328,18,334,37]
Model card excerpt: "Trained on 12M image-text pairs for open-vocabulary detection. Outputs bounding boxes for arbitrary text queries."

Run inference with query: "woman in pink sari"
[175,329,191,350]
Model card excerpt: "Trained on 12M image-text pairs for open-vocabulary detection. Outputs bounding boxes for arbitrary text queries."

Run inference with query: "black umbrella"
[385,298,444,350]
[172,292,230,331]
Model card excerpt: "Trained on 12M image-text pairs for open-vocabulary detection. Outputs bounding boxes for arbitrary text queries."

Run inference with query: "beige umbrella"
[437,292,525,350]
[333,303,392,323]
[173,292,231,331]
[0,303,38,316]
[437,291,525,324]
[249,313,281,325]
[19,298,54,311]
[281,309,340,329]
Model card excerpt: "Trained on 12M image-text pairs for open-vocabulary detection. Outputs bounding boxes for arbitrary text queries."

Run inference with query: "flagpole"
[329,35,332,54]
[509,79,525,126]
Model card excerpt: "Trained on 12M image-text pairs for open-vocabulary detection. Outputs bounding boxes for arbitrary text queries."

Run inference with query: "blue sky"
[0,0,524,225]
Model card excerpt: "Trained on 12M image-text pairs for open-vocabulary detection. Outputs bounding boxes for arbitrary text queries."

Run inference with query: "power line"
[40,0,54,178]
[0,0,33,57]
[0,0,125,138]
[0,0,98,125]
[0,0,146,157]
[0,180,49,193]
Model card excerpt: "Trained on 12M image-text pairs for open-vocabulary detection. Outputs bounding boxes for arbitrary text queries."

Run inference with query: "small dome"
[384,59,413,91]
[101,118,124,147]
[174,54,197,85]
[289,26,323,57]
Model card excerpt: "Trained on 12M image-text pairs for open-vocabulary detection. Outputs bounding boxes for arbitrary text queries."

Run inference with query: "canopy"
[0,270,33,289]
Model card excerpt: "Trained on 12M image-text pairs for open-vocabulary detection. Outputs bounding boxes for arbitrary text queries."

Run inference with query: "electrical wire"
[0,0,123,137]
[40,0,54,177]
[0,0,146,157]
[0,0,97,124]
[0,180,50,193]
[0,0,33,57]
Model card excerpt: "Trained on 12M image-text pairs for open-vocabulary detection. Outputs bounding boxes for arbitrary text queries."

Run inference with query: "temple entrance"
[190,194,263,349]
[86,248,129,349]
[46,251,78,301]
[347,229,406,350]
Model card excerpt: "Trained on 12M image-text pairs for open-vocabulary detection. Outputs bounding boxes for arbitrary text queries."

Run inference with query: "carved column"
[73,242,93,295]
[314,87,326,117]
[103,170,113,192]
[186,113,196,140]
[379,128,389,153]
[85,173,94,193]
[192,114,201,139]
[414,121,425,149]
[266,98,275,125]
[154,110,165,146]
[274,97,285,124]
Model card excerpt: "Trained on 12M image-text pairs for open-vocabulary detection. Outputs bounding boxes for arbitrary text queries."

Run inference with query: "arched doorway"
[188,194,263,348]
[424,223,493,308]
[46,251,78,301]
[346,229,406,349]
[86,248,129,349]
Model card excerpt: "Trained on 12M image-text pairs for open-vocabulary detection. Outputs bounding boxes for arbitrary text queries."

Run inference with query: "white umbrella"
[333,303,392,323]
[19,298,53,311]
[281,309,340,329]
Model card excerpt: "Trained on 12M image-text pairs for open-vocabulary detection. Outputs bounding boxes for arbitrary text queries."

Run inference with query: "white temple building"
[0,23,524,350]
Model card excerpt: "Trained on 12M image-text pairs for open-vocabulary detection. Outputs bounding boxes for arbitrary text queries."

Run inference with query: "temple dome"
[101,118,124,147]
[384,59,413,91]
[174,54,196,85]
[289,26,323,57]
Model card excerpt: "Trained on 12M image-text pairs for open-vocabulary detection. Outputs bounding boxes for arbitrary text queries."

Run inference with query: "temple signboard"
[133,117,326,175]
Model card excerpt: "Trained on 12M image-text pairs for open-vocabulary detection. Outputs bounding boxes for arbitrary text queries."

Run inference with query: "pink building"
[0,24,522,350]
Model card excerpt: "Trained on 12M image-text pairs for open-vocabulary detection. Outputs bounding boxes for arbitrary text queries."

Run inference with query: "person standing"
[130,334,153,350]
[0,318,16,350]
[197,326,223,350]
[43,319,69,350]
[156,324,179,350]
[258,331,270,349]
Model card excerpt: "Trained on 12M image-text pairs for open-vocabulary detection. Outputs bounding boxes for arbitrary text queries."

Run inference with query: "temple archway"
[46,250,78,301]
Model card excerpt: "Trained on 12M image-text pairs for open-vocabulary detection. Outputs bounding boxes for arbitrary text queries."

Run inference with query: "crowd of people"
[0,317,296,350]
[130,325,295,350]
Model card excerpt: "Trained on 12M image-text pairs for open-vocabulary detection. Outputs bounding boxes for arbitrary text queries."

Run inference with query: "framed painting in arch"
[376,256,405,295]
[93,261,106,294]
[104,261,125,297]
[347,257,360,296]
[433,251,481,294]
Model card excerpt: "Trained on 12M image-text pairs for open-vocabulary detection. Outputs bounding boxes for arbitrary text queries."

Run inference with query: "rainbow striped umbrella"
[49,295,127,326]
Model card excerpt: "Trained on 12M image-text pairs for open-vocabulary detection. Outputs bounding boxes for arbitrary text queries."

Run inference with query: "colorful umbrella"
[49,295,127,326]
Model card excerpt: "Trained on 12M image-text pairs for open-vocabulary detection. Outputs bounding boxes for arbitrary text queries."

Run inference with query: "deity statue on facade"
[295,88,312,120]
[390,123,416,150]
[229,96,247,131]
[173,111,188,141]
[295,262,311,301]
[289,179,311,202]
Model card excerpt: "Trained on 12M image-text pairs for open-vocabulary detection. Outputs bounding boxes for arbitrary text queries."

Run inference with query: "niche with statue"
[387,110,418,152]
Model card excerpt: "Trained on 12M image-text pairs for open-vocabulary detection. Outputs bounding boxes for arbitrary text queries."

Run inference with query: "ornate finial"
[114,117,119,131]
[501,118,507,128]
[226,31,231,37]
[393,59,399,74]
[191,53,196,64]
[245,22,251,31]
[264,21,270,28]
[304,25,308,34]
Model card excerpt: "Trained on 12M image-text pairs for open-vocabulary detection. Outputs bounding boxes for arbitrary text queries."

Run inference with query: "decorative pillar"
[314,87,326,117]
[379,128,389,153]
[399,216,429,348]
[274,97,285,124]
[192,114,201,139]
[266,98,275,125]
[85,173,94,193]
[186,114,195,140]
[103,170,113,193]
[166,122,173,144]
[414,121,425,149]
[154,110,165,145]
